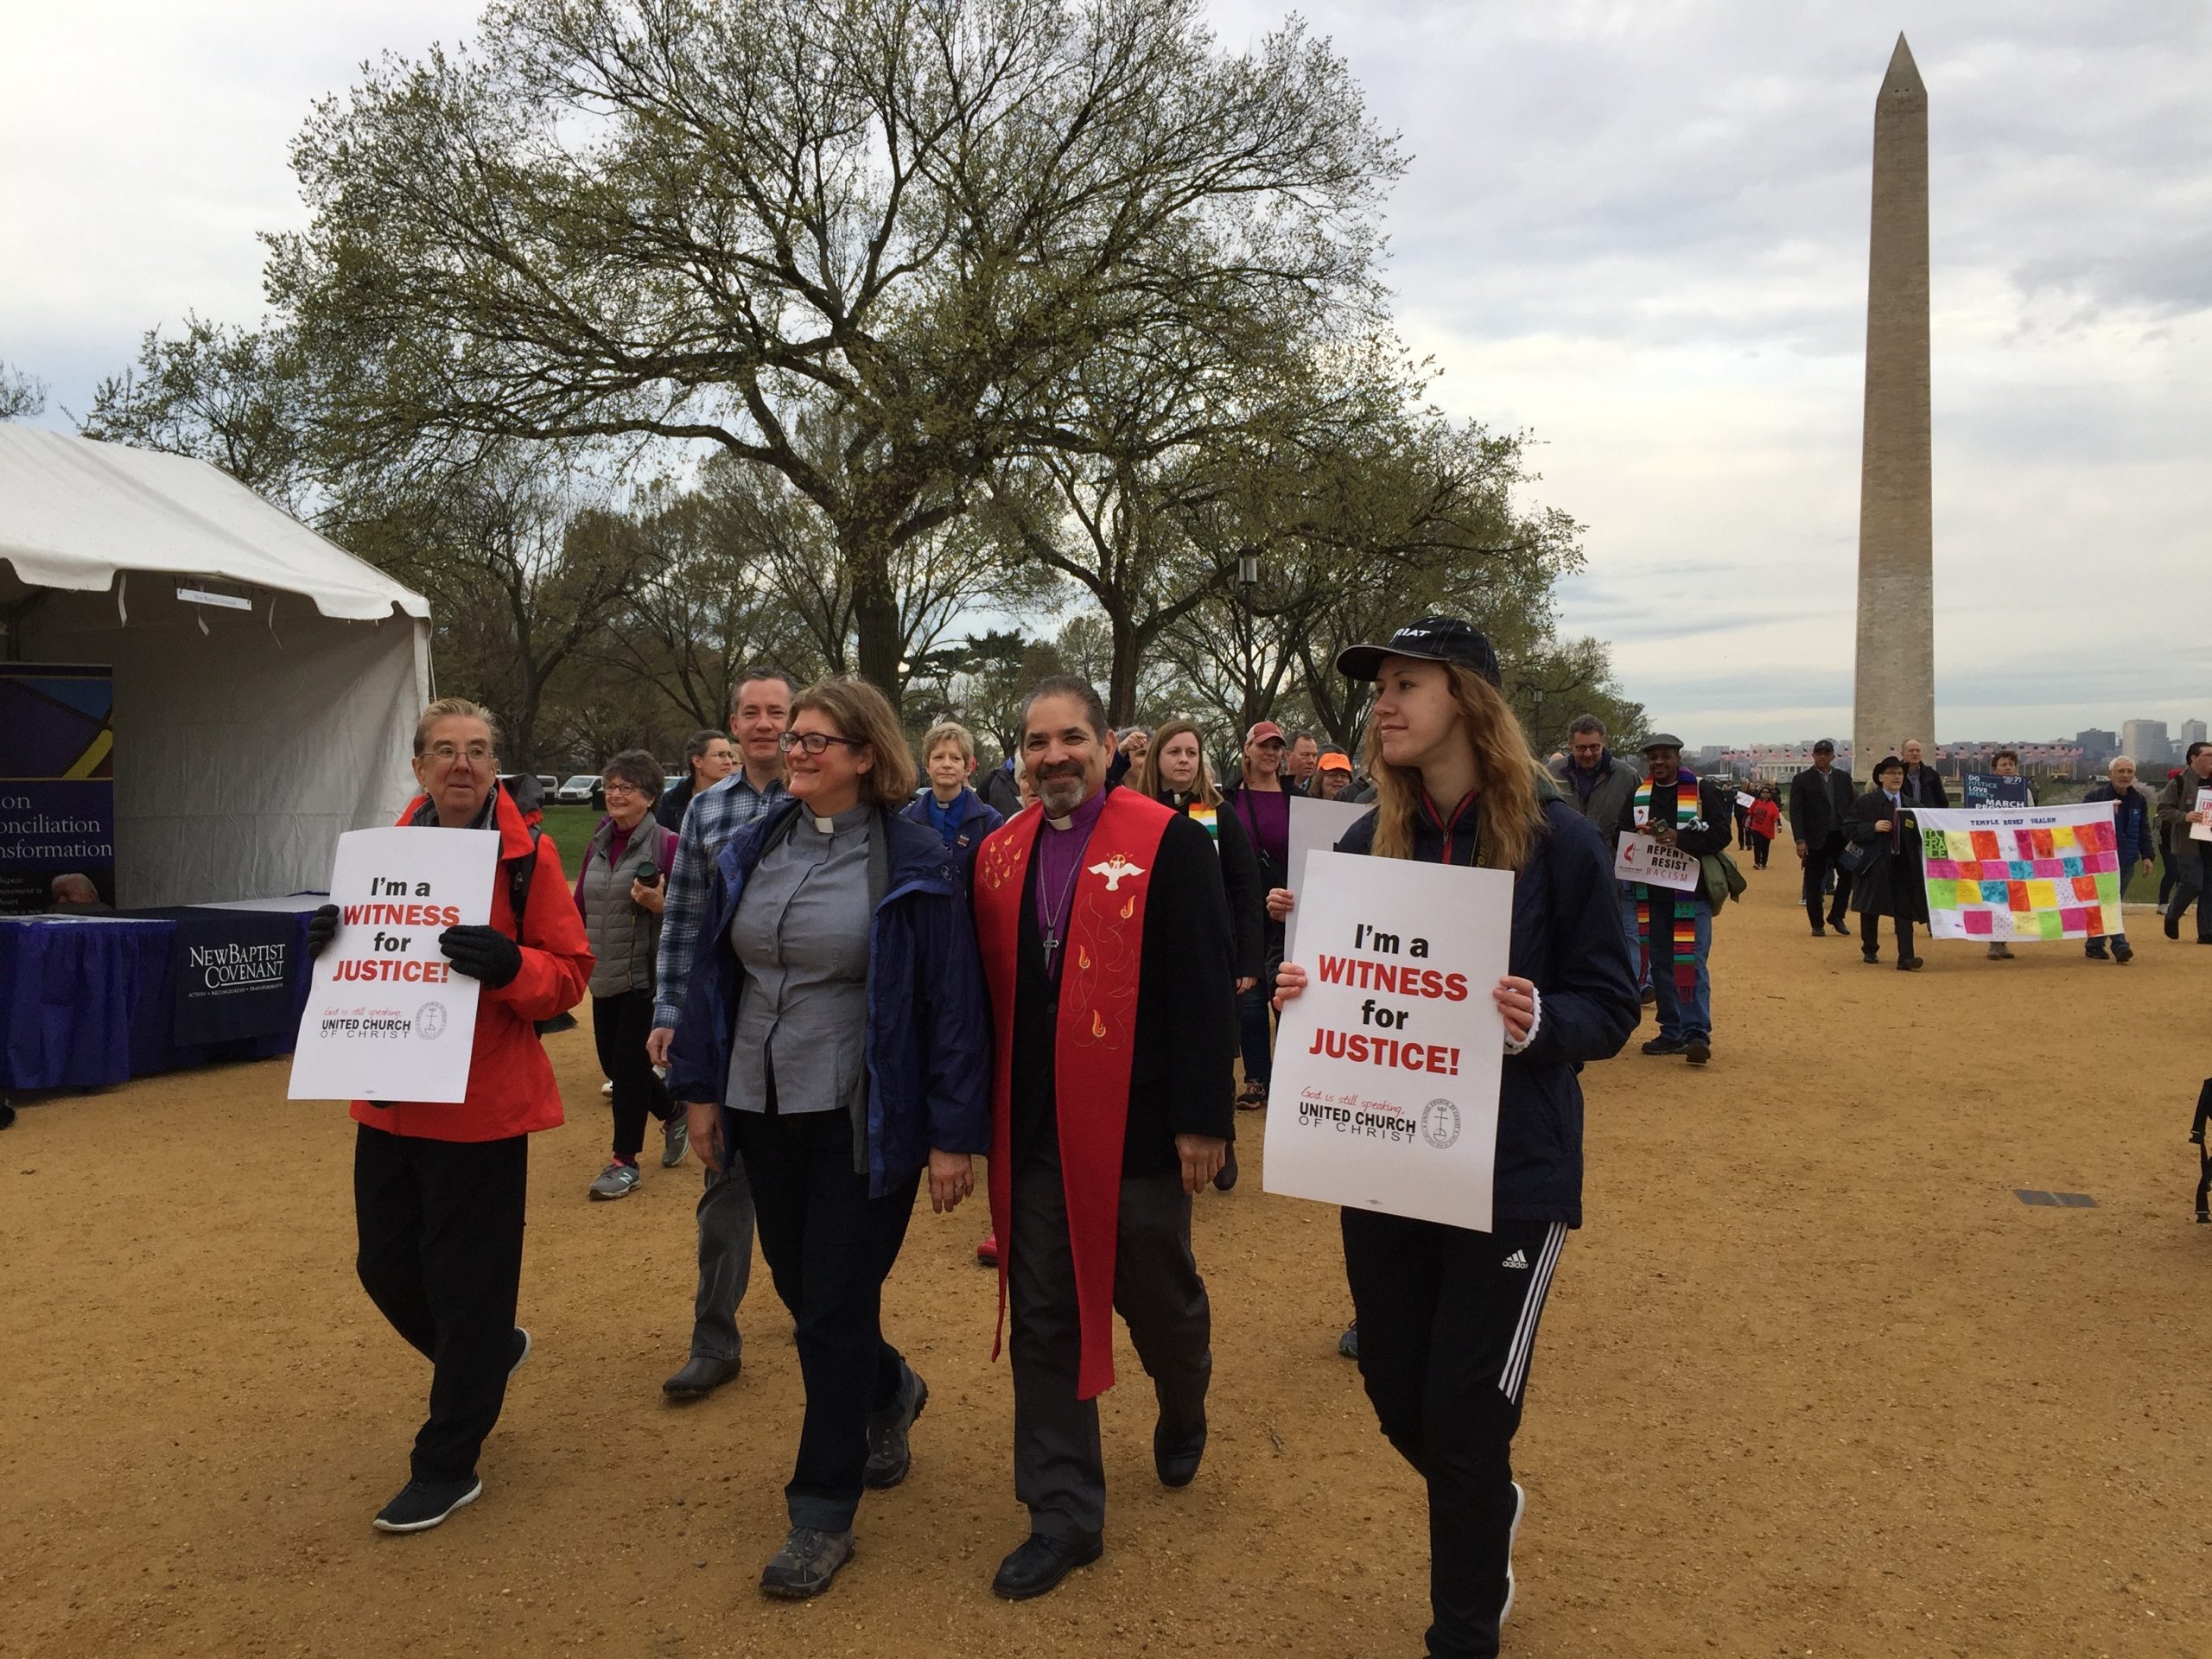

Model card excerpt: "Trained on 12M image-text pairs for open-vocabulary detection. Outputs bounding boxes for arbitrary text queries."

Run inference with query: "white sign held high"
[288,826,500,1104]
[1614,832,1701,893]
[1283,794,1374,961]
[1265,850,1511,1232]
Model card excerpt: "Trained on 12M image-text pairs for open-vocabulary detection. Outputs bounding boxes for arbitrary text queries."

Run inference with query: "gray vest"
[581,817,668,997]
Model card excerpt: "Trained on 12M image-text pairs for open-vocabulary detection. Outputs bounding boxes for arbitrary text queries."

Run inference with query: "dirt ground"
[6,868,2210,1658]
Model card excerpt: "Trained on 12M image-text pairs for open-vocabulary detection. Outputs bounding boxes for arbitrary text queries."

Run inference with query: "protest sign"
[1735,791,1756,809]
[0,663,116,913]
[1912,804,2121,942]
[1614,832,1702,893]
[1961,773,2031,807]
[1266,849,1510,1231]
[1283,794,1374,960]
[288,827,499,1103]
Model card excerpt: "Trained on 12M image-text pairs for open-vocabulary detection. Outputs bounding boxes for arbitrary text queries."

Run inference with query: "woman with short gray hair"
[575,749,682,1198]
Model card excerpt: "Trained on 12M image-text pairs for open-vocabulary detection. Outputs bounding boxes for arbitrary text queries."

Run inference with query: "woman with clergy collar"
[1847,753,1929,969]
[668,677,990,1601]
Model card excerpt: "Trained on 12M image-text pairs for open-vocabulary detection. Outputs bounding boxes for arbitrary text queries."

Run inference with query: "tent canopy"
[0,428,431,909]
[0,426,428,621]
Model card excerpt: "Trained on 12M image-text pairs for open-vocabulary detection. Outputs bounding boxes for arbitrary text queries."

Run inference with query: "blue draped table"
[0,907,316,1092]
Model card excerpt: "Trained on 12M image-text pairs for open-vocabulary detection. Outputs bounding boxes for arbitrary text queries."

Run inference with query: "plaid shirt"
[652,768,788,1030]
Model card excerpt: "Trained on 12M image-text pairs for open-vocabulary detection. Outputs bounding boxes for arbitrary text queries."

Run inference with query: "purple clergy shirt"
[1034,784,1111,979]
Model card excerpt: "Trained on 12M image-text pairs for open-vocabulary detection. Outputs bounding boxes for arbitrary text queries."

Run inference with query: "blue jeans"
[1618,891,1652,990]
[1639,897,1713,1042]
[1238,982,1275,1090]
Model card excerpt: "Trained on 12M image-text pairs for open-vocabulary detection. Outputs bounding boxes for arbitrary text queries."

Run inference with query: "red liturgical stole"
[974,787,1173,1399]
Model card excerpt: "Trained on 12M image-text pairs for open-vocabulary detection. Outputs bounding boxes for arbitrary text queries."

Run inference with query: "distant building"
[2183,719,2209,751]
[2121,719,2172,768]
[1937,742,2083,781]
[2075,728,2118,766]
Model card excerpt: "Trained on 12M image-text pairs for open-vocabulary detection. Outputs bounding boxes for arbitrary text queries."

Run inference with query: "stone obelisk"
[1851,34,1935,774]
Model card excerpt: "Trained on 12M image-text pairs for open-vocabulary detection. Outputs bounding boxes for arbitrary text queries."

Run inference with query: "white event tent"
[0,427,431,907]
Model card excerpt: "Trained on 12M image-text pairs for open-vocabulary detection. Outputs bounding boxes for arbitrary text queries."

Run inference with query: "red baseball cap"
[1244,720,1287,746]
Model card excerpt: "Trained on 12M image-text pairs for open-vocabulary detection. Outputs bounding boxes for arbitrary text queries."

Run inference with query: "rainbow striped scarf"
[1631,772,1702,994]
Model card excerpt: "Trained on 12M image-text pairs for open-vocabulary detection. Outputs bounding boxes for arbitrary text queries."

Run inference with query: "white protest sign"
[1283,794,1374,960]
[1614,832,1702,893]
[1265,850,1510,1231]
[288,826,500,1103]
[1735,791,1756,809]
[2192,806,2212,844]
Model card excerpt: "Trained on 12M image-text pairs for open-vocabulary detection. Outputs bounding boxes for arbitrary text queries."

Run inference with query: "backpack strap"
[503,824,543,944]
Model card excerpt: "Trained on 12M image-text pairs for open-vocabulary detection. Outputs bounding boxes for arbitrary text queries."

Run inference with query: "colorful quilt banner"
[1912,804,2120,942]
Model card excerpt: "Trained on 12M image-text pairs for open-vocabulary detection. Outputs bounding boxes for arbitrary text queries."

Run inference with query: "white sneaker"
[601,1079,613,1096]
[1500,1480,1526,1624]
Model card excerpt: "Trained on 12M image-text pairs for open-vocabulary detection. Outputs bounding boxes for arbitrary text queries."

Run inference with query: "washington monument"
[1852,34,1934,771]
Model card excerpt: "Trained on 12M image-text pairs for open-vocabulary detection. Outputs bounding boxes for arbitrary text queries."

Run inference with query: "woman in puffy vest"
[575,749,683,1199]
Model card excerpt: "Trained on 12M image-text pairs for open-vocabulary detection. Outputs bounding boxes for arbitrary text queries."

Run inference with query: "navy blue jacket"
[901,785,1003,858]
[1333,796,1639,1226]
[668,801,993,1196]
[2082,779,2158,867]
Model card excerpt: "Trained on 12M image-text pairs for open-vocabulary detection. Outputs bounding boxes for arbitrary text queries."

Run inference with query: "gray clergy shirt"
[726,802,874,1116]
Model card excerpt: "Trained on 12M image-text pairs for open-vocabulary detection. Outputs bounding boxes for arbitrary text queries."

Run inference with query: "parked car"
[536,773,559,794]
[556,773,603,807]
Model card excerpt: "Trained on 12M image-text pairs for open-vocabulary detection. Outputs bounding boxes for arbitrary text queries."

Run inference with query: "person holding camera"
[575,750,683,1199]
[305,697,594,1535]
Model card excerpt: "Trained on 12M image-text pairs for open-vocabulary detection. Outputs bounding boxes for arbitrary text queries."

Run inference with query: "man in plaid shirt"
[647,666,794,1400]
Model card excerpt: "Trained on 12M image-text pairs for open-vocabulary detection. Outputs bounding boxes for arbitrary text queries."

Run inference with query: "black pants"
[727,1107,918,1532]
[591,988,672,1160]
[1859,905,1916,960]
[1343,1210,1567,1659]
[1751,832,1771,869]
[1802,835,1852,927]
[1008,1151,1211,1540]
[2171,843,2212,941]
[353,1122,528,1484]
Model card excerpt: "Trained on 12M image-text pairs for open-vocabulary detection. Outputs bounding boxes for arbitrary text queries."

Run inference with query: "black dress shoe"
[992,1531,1103,1600]
[1212,1149,1238,1192]
[663,1353,741,1399]
[2164,908,2180,940]
[1154,1417,1207,1488]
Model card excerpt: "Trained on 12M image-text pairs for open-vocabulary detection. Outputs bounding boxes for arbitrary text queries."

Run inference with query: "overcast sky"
[5,1,2207,745]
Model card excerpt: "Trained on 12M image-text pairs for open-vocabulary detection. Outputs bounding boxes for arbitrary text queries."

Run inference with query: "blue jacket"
[901,785,1003,857]
[2082,779,2158,867]
[1333,797,1639,1226]
[668,801,993,1196]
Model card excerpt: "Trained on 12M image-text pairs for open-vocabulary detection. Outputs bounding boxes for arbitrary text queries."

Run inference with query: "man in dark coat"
[1898,740,1949,808]
[1611,734,1733,1064]
[1788,740,1858,936]
[970,677,1236,1602]
[1846,755,1929,969]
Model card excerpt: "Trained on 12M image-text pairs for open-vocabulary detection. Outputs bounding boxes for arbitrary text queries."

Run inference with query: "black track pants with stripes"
[1342,1211,1569,1659]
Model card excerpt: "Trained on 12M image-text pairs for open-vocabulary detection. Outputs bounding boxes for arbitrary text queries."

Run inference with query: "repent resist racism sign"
[288,826,499,1104]
[1264,849,1511,1231]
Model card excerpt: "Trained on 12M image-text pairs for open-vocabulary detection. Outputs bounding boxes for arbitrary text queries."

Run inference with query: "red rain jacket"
[350,784,593,1142]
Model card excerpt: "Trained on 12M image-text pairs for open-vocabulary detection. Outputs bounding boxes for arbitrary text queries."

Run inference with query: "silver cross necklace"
[1039,820,1084,972]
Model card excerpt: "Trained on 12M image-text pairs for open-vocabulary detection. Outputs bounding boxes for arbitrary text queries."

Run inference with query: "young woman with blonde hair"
[1268,617,1638,1659]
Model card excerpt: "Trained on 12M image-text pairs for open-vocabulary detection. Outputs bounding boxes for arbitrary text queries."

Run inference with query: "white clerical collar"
[1046,815,1074,832]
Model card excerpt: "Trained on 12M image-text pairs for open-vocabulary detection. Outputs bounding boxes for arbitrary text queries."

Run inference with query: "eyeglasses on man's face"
[777,731,866,756]
[424,743,494,765]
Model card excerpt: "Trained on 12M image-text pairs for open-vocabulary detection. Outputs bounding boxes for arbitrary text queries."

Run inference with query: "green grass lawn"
[537,804,601,874]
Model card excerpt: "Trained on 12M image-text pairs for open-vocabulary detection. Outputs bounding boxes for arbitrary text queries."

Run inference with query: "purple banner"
[0,664,117,913]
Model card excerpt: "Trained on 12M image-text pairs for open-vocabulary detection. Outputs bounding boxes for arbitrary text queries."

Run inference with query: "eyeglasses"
[602,780,644,798]
[423,743,494,764]
[777,731,867,756]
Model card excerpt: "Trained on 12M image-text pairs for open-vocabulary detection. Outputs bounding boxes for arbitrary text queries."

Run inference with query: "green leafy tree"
[267,0,1400,705]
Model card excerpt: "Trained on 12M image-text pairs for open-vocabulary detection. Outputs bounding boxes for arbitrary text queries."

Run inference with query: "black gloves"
[305,903,340,958]
[439,925,523,988]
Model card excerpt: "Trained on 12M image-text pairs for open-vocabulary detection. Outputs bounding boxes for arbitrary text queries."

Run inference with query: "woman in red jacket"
[307,697,594,1535]
[1746,787,1783,870]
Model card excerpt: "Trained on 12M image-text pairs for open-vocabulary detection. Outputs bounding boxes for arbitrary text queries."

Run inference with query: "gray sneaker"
[661,1113,689,1168]
[588,1160,641,1200]
[864,1364,928,1489]
[760,1526,854,1599]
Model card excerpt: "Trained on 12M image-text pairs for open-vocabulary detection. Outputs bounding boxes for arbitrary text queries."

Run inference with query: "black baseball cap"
[1335,616,1502,687]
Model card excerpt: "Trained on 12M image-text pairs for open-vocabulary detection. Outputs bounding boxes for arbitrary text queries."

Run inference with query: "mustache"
[1036,763,1084,781]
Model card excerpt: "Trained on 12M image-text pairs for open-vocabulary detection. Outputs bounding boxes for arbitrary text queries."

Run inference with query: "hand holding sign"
[1614,832,1701,892]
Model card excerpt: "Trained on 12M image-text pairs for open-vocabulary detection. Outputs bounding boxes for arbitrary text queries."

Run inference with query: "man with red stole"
[970,676,1237,1600]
